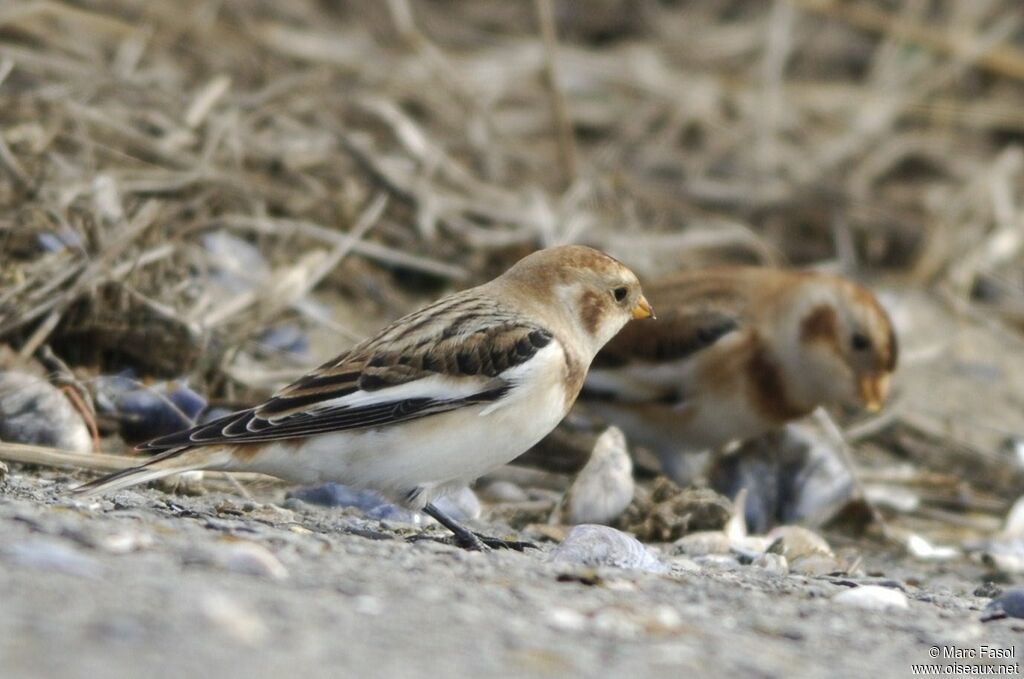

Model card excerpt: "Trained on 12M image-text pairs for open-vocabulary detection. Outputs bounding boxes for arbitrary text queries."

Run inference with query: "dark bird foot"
[412,503,538,552]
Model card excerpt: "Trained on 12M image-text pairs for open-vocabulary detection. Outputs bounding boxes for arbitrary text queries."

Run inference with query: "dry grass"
[2,1,1024,538]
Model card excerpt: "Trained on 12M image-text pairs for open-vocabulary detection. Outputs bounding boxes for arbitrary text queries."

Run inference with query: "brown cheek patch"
[577,289,604,336]
[800,305,838,346]
[746,338,810,423]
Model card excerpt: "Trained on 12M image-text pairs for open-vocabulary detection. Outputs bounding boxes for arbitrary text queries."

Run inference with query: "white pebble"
[99,529,154,554]
[907,534,958,561]
[833,585,908,610]
[545,607,587,632]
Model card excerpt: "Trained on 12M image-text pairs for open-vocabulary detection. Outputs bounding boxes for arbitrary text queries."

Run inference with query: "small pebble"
[906,534,958,561]
[981,587,1024,622]
[545,607,587,632]
[0,372,91,452]
[833,585,908,610]
[98,529,154,554]
[550,525,668,574]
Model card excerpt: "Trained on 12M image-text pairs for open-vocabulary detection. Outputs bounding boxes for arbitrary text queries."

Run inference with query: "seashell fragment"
[550,524,668,574]
[556,426,634,526]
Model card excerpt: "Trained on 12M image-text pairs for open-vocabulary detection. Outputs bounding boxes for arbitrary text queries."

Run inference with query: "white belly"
[226,343,571,507]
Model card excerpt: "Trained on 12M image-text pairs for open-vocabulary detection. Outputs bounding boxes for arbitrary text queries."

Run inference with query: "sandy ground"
[1,466,1019,679]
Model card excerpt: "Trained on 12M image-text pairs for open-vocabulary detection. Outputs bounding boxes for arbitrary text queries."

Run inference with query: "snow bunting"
[73,245,653,550]
[583,267,896,483]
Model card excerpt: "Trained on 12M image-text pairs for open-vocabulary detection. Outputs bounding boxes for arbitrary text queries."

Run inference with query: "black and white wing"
[139,293,556,451]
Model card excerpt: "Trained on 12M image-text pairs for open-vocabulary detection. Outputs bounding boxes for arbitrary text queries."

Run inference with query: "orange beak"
[632,295,655,320]
[859,374,891,413]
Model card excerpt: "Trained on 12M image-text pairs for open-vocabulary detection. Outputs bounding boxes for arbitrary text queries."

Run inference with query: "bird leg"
[416,503,536,552]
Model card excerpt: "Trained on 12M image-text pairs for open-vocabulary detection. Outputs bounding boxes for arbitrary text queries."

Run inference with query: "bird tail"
[71,447,228,497]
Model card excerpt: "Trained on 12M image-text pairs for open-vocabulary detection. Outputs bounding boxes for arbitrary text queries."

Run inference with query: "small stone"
[906,534,958,561]
[0,372,91,452]
[833,585,908,610]
[981,587,1024,622]
[98,529,154,554]
[550,525,668,574]
[545,607,587,632]
[646,605,684,633]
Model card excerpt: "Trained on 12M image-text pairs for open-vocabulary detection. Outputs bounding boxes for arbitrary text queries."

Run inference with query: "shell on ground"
[549,524,668,574]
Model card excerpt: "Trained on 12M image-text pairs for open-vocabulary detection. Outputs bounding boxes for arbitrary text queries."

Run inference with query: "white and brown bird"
[73,245,653,550]
[583,267,897,483]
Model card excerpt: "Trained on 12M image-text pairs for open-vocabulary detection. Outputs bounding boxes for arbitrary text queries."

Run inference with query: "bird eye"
[851,332,872,351]
[612,286,628,302]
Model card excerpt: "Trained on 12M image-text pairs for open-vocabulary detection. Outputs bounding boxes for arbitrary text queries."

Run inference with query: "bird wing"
[594,305,740,368]
[139,292,555,451]
[586,268,761,403]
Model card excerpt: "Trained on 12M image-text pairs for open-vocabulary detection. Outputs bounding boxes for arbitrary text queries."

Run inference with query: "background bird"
[73,245,653,550]
[582,267,897,484]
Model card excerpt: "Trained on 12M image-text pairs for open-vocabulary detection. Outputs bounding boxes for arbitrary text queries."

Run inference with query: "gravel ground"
[1,467,1020,679]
